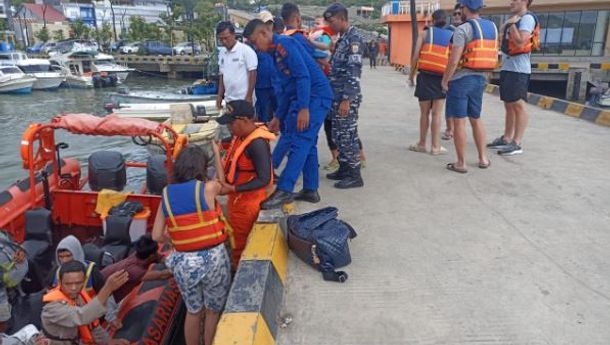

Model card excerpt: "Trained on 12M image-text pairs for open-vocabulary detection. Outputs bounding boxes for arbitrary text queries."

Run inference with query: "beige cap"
[258,10,274,23]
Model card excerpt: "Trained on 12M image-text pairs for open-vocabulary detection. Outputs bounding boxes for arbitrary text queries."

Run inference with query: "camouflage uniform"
[329,26,363,170]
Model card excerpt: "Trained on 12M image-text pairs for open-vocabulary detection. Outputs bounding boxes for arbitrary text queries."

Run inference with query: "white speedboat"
[94,53,133,82]
[0,66,36,94]
[0,51,65,90]
[108,100,219,121]
[50,51,118,88]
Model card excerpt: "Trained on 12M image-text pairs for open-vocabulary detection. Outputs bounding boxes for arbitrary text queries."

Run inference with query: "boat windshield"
[19,64,52,73]
[96,59,114,66]
[0,66,23,75]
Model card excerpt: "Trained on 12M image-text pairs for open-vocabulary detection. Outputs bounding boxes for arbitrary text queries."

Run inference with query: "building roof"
[21,4,67,22]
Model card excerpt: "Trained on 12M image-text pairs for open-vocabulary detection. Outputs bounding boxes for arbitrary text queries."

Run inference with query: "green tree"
[193,0,221,51]
[36,27,50,42]
[128,16,148,42]
[52,29,65,41]
[70,19,90,39]
[95,22,113,49]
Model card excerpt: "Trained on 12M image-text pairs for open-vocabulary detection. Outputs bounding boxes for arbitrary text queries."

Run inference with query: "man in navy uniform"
[244,18,333,209]
[325,3,365,189]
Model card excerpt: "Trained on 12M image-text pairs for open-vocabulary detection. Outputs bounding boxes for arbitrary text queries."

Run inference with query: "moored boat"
[109,89,216,104]
[50,51,118,88]
[95,52,134,82]
[0,51,65,90]
[107,99,219,121]
[0,65,36,94]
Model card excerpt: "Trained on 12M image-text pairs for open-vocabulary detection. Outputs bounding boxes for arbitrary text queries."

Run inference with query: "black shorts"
[499,70,530,102]
[414,72,445,101]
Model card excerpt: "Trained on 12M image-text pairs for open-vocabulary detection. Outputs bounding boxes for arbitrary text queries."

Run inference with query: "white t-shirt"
[219,41,258,101]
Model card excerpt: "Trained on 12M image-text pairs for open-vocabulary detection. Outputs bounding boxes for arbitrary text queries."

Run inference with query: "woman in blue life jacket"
[152,145,231,345]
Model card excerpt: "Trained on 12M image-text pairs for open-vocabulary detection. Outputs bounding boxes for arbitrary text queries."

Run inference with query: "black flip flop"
[446,163,467,174]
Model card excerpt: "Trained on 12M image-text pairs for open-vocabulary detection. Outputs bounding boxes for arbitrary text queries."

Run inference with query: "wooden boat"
[1,113,185,344]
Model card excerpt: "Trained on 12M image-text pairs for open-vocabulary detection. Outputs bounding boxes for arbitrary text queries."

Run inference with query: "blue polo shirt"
[256,51,274,90]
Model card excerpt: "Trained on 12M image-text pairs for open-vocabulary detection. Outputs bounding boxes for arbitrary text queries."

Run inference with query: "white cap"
[258,10,274,23]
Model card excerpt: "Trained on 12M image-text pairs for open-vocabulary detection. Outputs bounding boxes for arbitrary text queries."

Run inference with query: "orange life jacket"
[162,181,228,252]
[222,127,276,187]
[43,288,101,345]
[417,26,453,75]
[284,28,307,37]
[459,18,499,71]
[501,12,540,56]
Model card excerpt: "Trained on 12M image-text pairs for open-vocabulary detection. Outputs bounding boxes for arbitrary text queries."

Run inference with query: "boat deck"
[277,66,610,345]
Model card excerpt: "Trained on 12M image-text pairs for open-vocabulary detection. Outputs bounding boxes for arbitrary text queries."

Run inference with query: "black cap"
[216,100,255,125]
[324,3,347,21]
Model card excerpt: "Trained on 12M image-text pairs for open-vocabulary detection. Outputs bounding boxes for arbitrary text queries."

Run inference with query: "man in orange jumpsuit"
[215,100,275,268]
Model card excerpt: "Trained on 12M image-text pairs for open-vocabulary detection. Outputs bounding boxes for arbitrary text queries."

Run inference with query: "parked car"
[173,42,202,55]
[111,40,126,53]
[41,41,57,54]
[26,42,44,54]
[140,40,173,56]
[121,42,141,54]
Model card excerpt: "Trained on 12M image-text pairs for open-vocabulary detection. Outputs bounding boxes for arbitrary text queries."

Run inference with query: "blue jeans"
[445,75,486,119]
[255,87,276,123]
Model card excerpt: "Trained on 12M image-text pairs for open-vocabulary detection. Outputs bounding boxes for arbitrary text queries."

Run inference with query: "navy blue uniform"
[269,33,333,193]
[329,26,364,169]
[255,51,276,122]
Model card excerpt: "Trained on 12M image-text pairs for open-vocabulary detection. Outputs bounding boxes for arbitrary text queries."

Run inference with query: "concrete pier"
[276,66,610,345]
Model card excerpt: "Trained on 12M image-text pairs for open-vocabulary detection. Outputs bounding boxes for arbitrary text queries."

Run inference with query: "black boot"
[326,162,349,180]
[294,189,320,203]
[260,190,294,210]
[334,167,364,189]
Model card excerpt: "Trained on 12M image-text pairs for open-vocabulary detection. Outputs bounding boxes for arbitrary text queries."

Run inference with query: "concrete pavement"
[276,66,610,345]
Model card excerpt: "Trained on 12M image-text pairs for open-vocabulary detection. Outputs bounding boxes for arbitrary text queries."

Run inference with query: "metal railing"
[381,1,440,17]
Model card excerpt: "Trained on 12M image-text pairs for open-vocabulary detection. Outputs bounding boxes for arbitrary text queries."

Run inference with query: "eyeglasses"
[453,12,461,16]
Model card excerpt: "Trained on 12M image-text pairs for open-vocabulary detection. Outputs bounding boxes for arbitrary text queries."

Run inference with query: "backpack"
[287,207,357,283]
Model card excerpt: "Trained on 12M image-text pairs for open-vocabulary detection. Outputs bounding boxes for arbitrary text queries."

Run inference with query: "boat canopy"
[50,113,164,137]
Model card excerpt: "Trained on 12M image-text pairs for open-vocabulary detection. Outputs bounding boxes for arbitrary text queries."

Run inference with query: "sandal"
[442,132,453,140]
[446,163,467,174]
[479,159,491,169]
[408,144,426,153]
[431,146,448,156]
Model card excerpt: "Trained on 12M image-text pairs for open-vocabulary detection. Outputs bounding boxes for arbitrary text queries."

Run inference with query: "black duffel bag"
[287,207,357,283]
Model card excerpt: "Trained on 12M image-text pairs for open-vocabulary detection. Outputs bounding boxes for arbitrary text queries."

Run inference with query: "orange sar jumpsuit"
[222,127,275,267]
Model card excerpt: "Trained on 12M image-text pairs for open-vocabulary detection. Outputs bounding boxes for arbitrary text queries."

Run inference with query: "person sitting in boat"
[0,232,28,333]
[48,236,105,298]
[100,234,171,304]
[41,261,130,345]
[213,100,275,269]
[152,145,232,345]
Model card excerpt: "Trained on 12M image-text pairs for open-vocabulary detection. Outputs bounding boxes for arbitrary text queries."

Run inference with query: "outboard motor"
[146,155,167,195]
[88,151,127,192]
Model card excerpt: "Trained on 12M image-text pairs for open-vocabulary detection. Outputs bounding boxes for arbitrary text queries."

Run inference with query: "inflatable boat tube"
[111,263,185,345]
